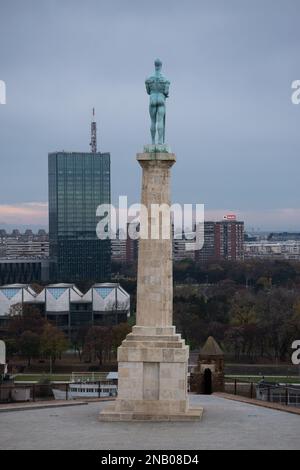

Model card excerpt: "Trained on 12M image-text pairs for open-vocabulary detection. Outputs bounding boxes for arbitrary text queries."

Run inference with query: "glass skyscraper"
[49,151,111,283]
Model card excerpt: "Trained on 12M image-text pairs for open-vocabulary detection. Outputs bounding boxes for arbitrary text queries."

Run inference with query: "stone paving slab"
[1,395,300,450]
[215,392,300,415]
[0,400,88,413]
[0,397,115,413]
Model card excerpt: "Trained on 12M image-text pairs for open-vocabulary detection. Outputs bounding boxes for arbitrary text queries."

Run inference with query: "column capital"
[137,152,176,167]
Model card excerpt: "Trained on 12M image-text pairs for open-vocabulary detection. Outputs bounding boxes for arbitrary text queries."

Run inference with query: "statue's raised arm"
[145,59,170,146]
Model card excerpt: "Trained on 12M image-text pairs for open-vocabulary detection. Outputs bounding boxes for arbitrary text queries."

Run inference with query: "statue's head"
[154,58,162,72]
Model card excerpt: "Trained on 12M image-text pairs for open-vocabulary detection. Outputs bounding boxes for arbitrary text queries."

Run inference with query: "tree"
[40,324,68,364]
[229,291,257,327]
[112,323,131,352]
[8,305,47,337]
[83,326,113,365]
[224,327,244,360]
[72,326,89,361]
[9,302,23,317]
[256,276,272,290]
[226,291,259,357]
[18,331,40,366]
[255,288,297,360]
[291,300,300,336]
[30,283,44,294]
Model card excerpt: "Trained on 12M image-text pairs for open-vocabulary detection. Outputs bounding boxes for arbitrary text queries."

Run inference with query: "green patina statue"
[145,59,170,146]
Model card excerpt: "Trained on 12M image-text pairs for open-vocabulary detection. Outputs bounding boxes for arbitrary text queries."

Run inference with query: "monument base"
[99,326,203,422]
[99,404,203,422]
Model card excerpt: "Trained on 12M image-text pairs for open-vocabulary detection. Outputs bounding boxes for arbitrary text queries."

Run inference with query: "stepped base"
[99,403,203,422]
[99,326,203,422]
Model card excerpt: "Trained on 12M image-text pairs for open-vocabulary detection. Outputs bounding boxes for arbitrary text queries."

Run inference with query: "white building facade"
[0,283,130,338]
[244,241,300,260]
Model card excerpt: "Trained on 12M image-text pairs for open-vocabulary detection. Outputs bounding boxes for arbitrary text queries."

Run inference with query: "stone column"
[99,149,203,421]
[136,152,175,328]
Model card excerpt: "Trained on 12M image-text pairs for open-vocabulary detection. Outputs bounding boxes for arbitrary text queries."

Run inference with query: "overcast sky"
[0,0,299,231]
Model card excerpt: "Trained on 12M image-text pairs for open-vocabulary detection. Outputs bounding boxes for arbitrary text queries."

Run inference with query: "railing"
[226,378,300,408]
[70,372,108,382]
[256,383,300,407]
[225,378,256,399]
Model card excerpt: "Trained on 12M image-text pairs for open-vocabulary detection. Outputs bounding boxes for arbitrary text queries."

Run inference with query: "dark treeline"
[172,259,300,361]
[4,259,300,366]
[3,306,131,369]
[173,259,300,288]
[174,281,300,361]
[113,259,300,361]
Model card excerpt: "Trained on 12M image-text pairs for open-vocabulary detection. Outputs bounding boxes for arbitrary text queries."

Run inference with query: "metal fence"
[256,383,300,407]
[70,372,108,382]
[225,379,256,399]
[226,378,300,408]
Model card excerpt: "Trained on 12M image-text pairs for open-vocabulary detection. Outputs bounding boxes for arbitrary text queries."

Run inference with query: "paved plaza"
[1,395,300,450]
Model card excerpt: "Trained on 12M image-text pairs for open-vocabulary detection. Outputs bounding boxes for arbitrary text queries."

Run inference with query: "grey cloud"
[0,0,300,229]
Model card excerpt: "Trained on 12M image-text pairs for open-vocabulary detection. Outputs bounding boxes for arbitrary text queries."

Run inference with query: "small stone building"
[190,336,224,394]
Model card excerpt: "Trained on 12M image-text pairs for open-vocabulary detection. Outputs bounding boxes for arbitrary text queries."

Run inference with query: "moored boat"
[52,381,117,400]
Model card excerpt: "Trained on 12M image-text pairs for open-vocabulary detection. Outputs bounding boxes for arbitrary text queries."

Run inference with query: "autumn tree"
[40,324,69,364]
[8,305,47,337]
[83,326,113,365]
[255,288,297,360]
[72,326,89,361]
[18,330,40,366]
[229,291,257,327]
[111,322,131,352]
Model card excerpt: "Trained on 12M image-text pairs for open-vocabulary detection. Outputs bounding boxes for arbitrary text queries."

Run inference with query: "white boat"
[52,381,117,400]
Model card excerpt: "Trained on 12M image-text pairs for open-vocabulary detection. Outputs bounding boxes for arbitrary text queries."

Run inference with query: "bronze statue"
[145,59,170,145]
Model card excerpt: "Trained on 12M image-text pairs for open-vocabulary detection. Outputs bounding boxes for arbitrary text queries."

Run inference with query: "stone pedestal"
[99,151,203,421]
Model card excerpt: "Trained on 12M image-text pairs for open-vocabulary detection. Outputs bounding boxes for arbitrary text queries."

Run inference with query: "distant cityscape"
[0,114,300,342]
[1,223,300,285]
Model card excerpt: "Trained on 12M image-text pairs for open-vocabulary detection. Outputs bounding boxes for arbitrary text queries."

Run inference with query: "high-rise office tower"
[49,111,111,282]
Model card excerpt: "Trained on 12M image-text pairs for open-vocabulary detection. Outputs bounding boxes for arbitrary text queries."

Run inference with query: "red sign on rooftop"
[223,214,237,221]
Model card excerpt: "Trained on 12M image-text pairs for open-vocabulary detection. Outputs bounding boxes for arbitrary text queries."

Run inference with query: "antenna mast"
[90,107,97,153]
